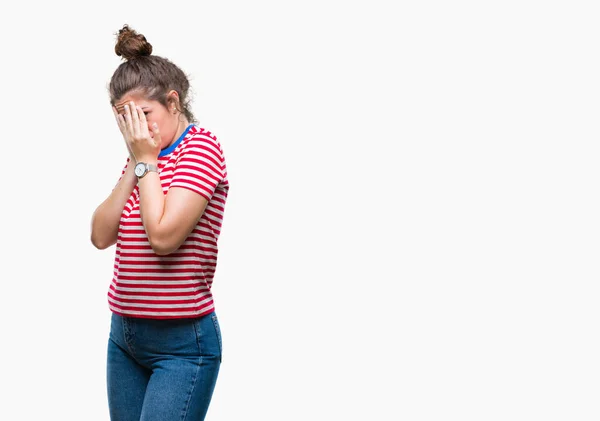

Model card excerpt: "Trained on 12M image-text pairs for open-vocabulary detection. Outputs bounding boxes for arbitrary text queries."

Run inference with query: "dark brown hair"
[108,24,196,123]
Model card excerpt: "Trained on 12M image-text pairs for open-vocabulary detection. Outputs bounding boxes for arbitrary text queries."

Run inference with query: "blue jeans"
[107,311,222,421]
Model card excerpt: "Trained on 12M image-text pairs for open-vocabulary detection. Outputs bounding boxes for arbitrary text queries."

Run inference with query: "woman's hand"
[112,105,135,160]
[112,101,162,163]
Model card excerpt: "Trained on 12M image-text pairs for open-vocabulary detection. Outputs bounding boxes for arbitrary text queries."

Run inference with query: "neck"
[176,117,191,137]
[167,118,191,148]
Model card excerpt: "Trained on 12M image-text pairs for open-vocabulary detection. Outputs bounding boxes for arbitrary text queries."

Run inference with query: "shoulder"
[178,125,223,156]
[187,125,219,145]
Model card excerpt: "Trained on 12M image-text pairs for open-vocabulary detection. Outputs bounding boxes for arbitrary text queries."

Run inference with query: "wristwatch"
[134,162,159,178]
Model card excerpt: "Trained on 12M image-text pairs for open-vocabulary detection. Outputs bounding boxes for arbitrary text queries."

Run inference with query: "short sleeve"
[170,136,224,201]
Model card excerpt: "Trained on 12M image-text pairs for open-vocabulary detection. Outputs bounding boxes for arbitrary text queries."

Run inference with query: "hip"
[109,310,223,367]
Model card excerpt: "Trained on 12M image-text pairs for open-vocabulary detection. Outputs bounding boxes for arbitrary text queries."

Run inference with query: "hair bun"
[114,24,152,60]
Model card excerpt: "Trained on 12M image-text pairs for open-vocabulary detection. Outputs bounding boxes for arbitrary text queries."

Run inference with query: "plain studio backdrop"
[0,1,599,420]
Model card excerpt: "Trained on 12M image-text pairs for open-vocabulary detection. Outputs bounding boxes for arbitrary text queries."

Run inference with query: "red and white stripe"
[108,126,229,319]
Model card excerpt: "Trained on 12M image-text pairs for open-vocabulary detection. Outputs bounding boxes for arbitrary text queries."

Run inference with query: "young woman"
[90,24,229,421]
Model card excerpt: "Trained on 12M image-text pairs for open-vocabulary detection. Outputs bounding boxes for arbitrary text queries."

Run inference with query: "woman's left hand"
[117,101,162,163]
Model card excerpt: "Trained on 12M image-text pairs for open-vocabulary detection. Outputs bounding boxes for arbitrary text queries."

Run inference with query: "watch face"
[134,163,146,177]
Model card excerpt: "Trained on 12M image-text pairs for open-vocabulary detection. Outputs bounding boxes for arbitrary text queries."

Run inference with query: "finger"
[112,106,121,123]
[123,104,134,136]
[117,114,125,132]
[116,113,133,153]
[137,105,147,125]
[129,101,141,138]
[112,107,125,131]
[136,105,150,138]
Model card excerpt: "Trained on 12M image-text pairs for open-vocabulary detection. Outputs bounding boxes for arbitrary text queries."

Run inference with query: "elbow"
[147,226,187,256]
[90,223,116,250]
[91,234,112,250]
[151,244,173,256]
[148,236,179,256]
[90,213,116,250]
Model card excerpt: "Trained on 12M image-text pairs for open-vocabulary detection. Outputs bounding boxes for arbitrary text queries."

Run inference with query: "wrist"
[125,158,136,171]
[122,161,138,184]
[135,156,158,165]
[134,161,160,179]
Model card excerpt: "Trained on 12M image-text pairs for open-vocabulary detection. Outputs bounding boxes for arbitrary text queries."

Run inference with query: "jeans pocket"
[211,314,223,362]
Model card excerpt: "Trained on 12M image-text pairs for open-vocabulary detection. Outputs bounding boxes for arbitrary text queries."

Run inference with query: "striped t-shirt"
[108,124,229,319]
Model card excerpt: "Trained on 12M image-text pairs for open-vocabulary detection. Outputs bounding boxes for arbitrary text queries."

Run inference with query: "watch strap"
[137,162,159,178]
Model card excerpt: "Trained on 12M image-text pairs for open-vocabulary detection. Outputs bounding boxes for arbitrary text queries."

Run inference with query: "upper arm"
[154,136,224,254]
[154,187,209,255]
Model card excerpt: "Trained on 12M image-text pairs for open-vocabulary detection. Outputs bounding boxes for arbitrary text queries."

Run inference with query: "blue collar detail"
[159,124,194,158]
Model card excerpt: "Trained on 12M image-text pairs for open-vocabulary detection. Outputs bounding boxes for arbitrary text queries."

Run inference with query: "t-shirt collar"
[159,124,195,158]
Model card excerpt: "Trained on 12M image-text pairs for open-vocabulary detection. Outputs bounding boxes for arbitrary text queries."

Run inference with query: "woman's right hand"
[112,106,135,160]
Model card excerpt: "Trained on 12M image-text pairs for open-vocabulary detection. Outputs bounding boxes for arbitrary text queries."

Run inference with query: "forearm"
[137,160,168,254]
[90,161,137,249]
